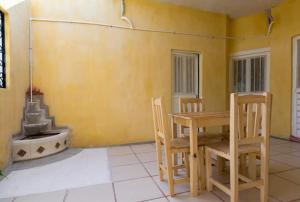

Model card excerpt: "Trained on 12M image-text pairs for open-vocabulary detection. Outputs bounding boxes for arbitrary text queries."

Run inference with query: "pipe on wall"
[28,16,268,100]
[30,17,248,40]
[29,19,33,102]
[121,0,134,29]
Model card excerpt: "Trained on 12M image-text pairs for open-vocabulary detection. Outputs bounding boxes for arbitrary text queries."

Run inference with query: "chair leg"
[217,156,226,175]
[239,154,247,176]
[155,140,164,181]
[260,148,269,202]
[180,125,185,174]
[248,153,257,180]
[198,147,206,191]
[205,147,213,191]
[230,154,239,202]
[166,149,175,196]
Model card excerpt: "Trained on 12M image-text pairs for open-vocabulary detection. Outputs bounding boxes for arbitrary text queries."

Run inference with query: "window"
[172,52,199,95]
[231,49,269,93]
[0,10,5,88]
[171,50,199,113]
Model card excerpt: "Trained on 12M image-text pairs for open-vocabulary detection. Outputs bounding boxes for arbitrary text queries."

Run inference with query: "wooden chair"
[152,97,191,196]
[179,97,205,136]
[205,93,272,202]
[179,97,229,137]
[179,97,205,113]
[179,97,228,175]
[151,97,224,196]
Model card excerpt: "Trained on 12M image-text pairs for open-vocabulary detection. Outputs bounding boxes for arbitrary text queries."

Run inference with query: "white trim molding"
[230,48,271,58]
[229,47,271,93]
[291,35,300,139]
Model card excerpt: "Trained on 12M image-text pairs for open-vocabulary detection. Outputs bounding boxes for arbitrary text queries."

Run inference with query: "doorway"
[292,36,300,138]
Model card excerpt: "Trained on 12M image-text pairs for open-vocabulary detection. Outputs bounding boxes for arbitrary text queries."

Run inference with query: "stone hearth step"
[26,112,42,124]
[27,101,41,113]
[24,121,49,135]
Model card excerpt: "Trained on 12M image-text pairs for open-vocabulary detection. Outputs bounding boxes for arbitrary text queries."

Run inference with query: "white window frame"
[229,48,270,93]
[292,35,300,137]
[171,50,201,113]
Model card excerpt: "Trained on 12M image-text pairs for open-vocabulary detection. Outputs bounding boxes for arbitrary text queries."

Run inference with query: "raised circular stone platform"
[12,129,70,161]
[12,89,70,162]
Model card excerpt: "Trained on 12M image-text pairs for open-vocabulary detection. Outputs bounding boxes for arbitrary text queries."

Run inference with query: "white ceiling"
[156,0,283,18]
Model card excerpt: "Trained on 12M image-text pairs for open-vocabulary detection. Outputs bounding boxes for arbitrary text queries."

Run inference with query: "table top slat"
[170,111,229,119]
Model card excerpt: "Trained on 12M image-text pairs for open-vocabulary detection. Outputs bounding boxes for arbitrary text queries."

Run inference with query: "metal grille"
[173,53,198,95]
[0,11,5,88]
[297,39,300,88]
[250,56,266,92]
[233,59,247,92]
[232,54,267,93]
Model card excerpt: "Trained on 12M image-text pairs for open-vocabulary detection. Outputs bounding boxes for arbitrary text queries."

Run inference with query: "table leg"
[190,120,199,196]
[248,153,257,180]
[217,156,226,174]
[217,126,228,174]
[172,118,178,176]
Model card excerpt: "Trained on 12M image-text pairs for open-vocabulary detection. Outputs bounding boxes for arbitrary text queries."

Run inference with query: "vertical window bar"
[259,57,262,91]
[255,57,258,91]
[233,60,237,92]
[232,53,267,93]
[243,59,246,92]
[297,40,300,88]
[251,58,254,92]
[237,60,241,92]
[261,56,265,91]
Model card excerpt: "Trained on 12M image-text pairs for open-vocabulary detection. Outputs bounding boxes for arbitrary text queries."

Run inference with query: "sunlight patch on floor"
[0,148,111,198]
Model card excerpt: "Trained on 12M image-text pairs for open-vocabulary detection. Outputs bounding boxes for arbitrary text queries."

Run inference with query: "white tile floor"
[0,149,110,199]
[1,137,300,202]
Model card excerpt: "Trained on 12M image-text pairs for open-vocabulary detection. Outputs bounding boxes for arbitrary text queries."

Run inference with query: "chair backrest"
[152,97,171,144]
[230,93,272,154]
[179,97,205,113]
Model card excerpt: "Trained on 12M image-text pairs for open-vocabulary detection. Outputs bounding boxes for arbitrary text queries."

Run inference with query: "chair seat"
[206,141,260,159]
[170,134,224,150]
[183,131,228,138]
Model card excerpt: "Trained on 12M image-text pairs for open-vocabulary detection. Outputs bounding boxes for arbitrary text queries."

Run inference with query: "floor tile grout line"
[270,150,300,157]
[270,167,299,175]
[129,145,169,199]
[269,173,299,202]
[108,149,157,157]
[290,153,300,158]
[110,160,157,168]
[269,158,300,168]
[112,182,117,202]
[63,189,68,202]
[273,173,300,186]
[288,198,300,202]
[113,175,153,183]
[211,190,226,202]
[138,196,168,202]
[270,149,300,156]
[268,192,282,202]
[110,162,144,168]
[132,150,157,155]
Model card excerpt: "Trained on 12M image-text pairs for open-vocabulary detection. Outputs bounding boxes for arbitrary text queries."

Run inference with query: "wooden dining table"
[170,111,230,196]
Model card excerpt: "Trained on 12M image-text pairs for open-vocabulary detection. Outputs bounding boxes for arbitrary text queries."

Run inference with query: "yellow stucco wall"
[1,0,298,169]
[30,0,228,147]
[0,0,30,169]
[228,0,300,139]
[229,13,270,52]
